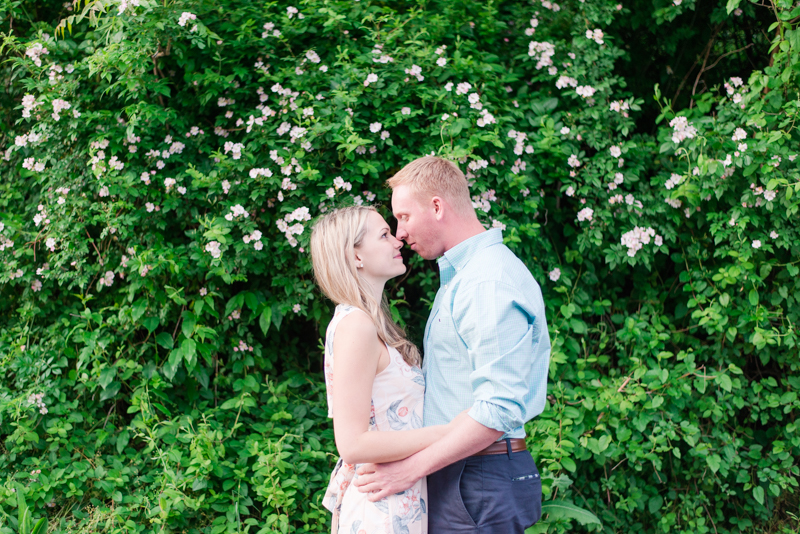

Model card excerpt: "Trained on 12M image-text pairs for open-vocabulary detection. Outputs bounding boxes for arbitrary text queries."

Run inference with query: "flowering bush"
[1,0,799,532]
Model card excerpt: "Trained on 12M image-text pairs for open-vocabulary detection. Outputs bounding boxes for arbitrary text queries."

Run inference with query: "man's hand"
[353,455,421,502]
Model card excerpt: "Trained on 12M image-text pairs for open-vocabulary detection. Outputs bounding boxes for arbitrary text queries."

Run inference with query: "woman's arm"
[331,310,449,465]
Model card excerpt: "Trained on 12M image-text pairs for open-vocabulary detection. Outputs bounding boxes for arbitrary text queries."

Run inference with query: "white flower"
[609,146,622,158]
[620,226,656,257]
[577,207,594,222]
[770,231,779,239]
[364,73,379,87]
[575,85,596,98]
[763,190,777,202]
[669,116,698,143]
[145,203,155,212]
[565,186,575,197]
[437,57,447,67]
[560,127,570,135]
[491,219,506,231]
[205,241,222,258]
[455,82,472,95]
[752,240,761,249]
[401,107,411,115]
[444,82,454,92]
[567,155,581,168]
[549,268,561,282]
[441,113,450,121]
[369,122,382,133]
[731,128,747,142]
[293,304,302,313]
[178,12,197,27]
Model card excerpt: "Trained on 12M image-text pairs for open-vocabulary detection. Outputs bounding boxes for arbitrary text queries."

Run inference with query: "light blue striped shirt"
[422,229,551,439]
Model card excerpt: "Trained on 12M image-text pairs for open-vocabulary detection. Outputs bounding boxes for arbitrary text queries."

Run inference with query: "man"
[353,156,551,533]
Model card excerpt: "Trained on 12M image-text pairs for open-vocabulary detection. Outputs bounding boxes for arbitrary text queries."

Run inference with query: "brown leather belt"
[472,438,527,457]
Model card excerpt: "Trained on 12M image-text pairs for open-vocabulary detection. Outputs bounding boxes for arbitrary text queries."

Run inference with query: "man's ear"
[431,196,445,221]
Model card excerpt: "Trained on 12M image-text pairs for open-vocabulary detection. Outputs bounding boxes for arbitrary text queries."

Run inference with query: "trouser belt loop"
[505,437,512,459]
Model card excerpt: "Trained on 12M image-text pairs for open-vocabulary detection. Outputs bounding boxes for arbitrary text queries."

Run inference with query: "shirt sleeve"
[452,280,550,433]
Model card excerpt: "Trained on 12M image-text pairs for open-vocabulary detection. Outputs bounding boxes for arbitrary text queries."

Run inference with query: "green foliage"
[0,0,799,533]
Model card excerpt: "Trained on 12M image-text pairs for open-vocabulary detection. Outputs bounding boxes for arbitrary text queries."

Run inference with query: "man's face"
[391,184,443,260]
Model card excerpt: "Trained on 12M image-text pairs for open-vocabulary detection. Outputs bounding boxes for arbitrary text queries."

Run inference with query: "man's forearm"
[412,415,503,478]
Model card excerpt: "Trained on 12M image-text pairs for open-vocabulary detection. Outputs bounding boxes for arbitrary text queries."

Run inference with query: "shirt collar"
[437,229,503,286]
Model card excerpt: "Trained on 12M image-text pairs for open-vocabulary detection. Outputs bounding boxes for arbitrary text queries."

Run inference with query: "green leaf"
[143,316,160,333]
[116,429,130,454]
[163,349,182,381]
[541,500,602,525]
[259,306,273,335]
[99,381,121,401]
[31,518,48,534]
[561,457,577,472]
[156,332,174,350]
[726,0,741,14]
[132,298,148,321]
[748,289,759,307]
[706,454,721,474]
[181,311,197,339]
[181,338,197,371]
[753,485,765,505]
[717,373,732,392]
[648,495,663,514]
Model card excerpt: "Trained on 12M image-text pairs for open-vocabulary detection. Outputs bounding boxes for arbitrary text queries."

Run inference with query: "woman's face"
[355,211,406,282]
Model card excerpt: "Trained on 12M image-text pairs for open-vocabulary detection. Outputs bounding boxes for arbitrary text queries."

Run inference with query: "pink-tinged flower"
[565,186,575,197]
[293,304,301,313]
[577,207,593,222]
[199,287,207,296]
[609,146,621,158]
[731,128,746,142]
[549,268,561,282]
[364,73,378,87]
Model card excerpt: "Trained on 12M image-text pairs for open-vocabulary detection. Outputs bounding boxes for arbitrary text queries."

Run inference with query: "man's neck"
[441,218,487,254]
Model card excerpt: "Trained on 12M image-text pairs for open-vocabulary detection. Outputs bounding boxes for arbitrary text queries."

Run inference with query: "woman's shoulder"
[334,306,377,338]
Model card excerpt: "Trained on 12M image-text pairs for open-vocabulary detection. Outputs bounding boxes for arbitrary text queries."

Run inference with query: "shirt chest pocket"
[427,306,463,362]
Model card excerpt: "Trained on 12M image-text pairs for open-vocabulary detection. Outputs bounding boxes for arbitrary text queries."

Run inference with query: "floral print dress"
[323,304,428,534]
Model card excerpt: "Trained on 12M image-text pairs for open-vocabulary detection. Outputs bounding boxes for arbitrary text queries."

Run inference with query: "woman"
[310,205,460,533]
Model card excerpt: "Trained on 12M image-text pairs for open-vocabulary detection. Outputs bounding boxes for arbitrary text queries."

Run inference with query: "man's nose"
[395,225,408,241]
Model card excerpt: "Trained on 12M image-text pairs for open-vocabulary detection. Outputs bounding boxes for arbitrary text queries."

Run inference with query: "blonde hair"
[387,156,474,216]
[310,206,420,366]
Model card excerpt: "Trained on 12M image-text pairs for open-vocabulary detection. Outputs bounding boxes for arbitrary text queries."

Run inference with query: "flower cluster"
[243,229,263,250]
[225,204,249,221]
[472,189,496,213]
[178,12,197,27]
[585,29,604,45]
[669,116,697,144]
[276,206,311,247]
[205,241,222,259]
[620,226,660,257]
[528,41,556,70]
[223,142,244,159]
[98,270,115,288]
[25,43,49,67]
[234,340,253,352]
[665,173,684,190]
[577,207,594,222]
[405,64,424,82]
[28,392,48,414]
